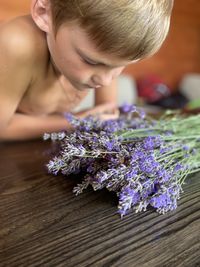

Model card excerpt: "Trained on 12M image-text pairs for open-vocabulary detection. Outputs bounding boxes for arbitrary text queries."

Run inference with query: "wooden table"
[0,140,199,267]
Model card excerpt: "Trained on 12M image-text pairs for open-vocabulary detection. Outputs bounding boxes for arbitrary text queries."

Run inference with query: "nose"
[92,71,113,87]
[92,67,124,87]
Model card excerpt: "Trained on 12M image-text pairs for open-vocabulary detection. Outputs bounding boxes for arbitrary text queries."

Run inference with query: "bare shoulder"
[0,16,49,128]
[0,15,48,67]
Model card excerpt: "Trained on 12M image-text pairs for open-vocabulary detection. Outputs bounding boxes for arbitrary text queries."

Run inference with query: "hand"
[74,102,119,120]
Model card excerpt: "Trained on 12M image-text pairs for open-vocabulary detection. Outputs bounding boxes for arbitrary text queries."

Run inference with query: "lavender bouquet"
[44,105,200,217]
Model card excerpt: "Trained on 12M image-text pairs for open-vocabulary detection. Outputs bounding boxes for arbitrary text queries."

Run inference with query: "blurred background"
[1,0,200,111]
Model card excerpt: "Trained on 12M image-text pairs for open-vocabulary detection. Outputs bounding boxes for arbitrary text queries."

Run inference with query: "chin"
[74,85,89,91]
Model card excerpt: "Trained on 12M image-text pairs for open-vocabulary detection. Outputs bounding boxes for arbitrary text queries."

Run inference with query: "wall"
[0,1,30,20]
[0,0,200,89]
[124,0,200,89]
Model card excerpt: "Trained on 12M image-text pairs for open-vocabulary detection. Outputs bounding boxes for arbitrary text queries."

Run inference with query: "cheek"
[54,51,86,78]
[60,57,92,83]
[65,61,89,79]
[48,37,91,82]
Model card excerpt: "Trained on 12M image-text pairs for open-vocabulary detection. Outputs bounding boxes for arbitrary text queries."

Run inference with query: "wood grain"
[0,140,199,267]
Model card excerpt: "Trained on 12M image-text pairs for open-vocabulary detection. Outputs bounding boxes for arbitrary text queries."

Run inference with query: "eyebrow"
[76,48,125,68]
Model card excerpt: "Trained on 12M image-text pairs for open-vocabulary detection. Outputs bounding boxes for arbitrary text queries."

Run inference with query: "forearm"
[0,113,71,141]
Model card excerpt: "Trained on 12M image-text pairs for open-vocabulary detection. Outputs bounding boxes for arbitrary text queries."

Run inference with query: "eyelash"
[82,57,99,66]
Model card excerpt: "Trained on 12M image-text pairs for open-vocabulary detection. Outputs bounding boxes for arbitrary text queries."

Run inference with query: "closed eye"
[82,57,99,66]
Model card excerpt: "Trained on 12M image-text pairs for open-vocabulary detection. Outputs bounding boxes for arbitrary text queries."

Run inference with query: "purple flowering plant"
[44,105,200,217]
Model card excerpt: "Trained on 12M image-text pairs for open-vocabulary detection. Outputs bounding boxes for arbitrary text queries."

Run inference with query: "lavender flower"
[45,105,200,218]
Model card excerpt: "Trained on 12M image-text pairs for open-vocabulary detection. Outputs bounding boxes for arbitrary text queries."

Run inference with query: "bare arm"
[0,102,119,141]
[0,113,71,141]
[94,79,119,119]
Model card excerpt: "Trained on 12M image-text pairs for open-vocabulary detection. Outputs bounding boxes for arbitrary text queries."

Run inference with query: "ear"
[31,0,52,33]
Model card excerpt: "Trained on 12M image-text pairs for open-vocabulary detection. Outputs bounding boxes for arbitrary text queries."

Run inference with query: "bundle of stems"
[45,106,200,217]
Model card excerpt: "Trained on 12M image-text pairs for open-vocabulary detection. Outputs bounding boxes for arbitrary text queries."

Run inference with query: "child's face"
[47,23,133,90]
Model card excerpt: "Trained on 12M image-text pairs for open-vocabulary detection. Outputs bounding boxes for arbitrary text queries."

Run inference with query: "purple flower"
[150,183,181,214]
[120,103,137,113]
[104,140,116,151]
[183,145,190,151]
[94,171,109,183]
[46,107,200,218]
[143,136,163,150]
[125,168,138,180]
[173,163,183,173]
[118,187,140,217]
[156,169,172,182]
[150,192,177,214]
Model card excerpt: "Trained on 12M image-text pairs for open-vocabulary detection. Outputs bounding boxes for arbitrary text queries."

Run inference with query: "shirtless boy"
[0,0,174,141]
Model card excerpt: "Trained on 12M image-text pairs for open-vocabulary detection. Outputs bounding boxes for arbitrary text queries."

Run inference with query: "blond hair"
[49,0,174,60]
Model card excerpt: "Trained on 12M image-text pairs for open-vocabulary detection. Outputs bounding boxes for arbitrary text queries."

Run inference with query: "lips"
[82,84,93,89]
[79,82,102,90]
[85,84,101,89]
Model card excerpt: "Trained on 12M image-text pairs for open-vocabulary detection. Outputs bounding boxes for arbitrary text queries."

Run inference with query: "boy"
[0,0,174,141]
